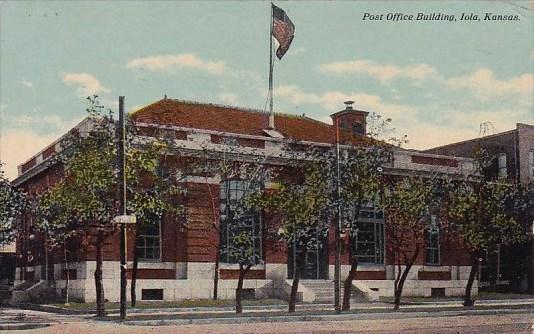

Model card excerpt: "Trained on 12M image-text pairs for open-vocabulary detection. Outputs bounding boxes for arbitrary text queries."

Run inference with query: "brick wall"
[184,182,219,262]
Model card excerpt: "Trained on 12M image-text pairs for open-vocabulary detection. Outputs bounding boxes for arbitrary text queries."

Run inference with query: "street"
[1,307,532,334]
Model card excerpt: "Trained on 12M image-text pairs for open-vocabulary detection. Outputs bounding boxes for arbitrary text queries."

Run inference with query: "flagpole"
[268,2,274,129]
[334,116,342,314]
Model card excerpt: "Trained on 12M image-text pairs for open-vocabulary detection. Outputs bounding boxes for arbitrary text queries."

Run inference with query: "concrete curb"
[11,298,534,316]
[0,323,51,331]
[12,303,90,315]
[121,307,534,326]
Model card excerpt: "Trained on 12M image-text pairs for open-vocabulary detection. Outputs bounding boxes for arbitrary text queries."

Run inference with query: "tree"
[0,164,28,248]
[380,175,436,310]
[220,173,267,314]
[126,139,184,307]
[443,178,530,306]
[338,145,390,311]
[34,96,183,315]
[35,185,80,304]
[279,114,396,312]
[185,140,270,303]
[255,161,331,313]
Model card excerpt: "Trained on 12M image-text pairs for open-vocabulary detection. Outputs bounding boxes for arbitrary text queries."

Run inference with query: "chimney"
[330,101,369,136]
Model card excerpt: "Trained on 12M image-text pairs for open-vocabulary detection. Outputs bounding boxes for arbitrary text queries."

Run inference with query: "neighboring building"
[425,123,534,293]
[13,98,478,303]
[0,242,16,285]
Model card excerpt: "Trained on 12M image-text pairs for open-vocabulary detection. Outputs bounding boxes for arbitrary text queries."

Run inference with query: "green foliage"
[256,161,331,247]
[35,96,184,245]
[444,179,529,254]
[338,146,391,235]
[381,176,436,232]
[0,164,28,246]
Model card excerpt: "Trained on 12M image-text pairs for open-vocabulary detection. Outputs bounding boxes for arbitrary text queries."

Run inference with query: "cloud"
[130,105,144,113]
[0,129,62,180]
[127,54,227,75]
[62,72,110,97]
[274,85,417,119]
[319,59,438,84]
[272,83,531,151]
[0,104,82,180]
[8,114,81,133]
[21,80,33,88]
[445,69,534,102]
[217,93,240,105]
[290,47,307,56]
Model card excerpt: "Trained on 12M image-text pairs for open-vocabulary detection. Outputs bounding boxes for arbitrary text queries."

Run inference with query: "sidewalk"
[101,299,534,327]
[3,299,534,330]
[14,297,534,316]
[0,308,54,331]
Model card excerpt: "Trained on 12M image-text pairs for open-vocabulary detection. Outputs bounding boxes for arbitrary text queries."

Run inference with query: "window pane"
[220,180,262,264]
[426,215,440,265]
[498,153,507,178]
[136,221,161,261]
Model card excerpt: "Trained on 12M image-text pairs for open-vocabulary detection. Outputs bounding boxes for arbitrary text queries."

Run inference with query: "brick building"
[425,123,534,292]
[13,98,479,303]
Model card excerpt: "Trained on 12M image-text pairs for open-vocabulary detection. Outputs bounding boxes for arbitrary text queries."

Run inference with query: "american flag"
[272,4,295,60]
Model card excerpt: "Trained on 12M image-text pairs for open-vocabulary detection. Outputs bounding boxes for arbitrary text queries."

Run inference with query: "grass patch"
[477,291,534,300]
[380,292,534,304]
[50,298,285,311]
[379,296,461,304]
[101,303,534,322]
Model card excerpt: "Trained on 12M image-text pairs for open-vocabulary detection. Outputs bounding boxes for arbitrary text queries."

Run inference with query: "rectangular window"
[136,221,161,261]
[354,203,384,264]
[498,153,507,179]
[141,289,163,300]
[426,215,440,265]
[220,180,262,264]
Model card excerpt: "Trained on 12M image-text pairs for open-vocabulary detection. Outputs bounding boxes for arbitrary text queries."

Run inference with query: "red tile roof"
[131,99,374,146]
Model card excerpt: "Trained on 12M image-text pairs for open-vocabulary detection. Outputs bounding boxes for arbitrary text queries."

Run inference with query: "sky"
[1,0,533,180]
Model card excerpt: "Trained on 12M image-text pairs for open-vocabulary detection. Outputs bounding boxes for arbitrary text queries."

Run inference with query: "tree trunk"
[64,245,70,305]
[95,229,105,317]
[235,264,251,314]
[393,246,419,310]
[131,228,139,307]
[463,257,478,307]
[288,277,300,313]
[213,241,221,300]
[289,247,302,313]
[208,182,221,301]
[342,257,358,311]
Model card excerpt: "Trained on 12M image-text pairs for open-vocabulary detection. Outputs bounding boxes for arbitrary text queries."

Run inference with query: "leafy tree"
[254,161,331,313]
[220,173,267,314]
[35,184,80,303]
[0,163,28,247]
[337,146,391,311]
[34,96,183,315]
[443,179,530,306]
[380,175,436,310]
[126,138,184,307]
[187,141,270,304]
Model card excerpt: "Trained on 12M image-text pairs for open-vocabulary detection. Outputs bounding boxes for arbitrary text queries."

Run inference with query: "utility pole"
[334,117,342,314]
[118,96,127,321]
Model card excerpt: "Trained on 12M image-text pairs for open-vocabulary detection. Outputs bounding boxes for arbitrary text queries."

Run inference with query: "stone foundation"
[16,261,478,302]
